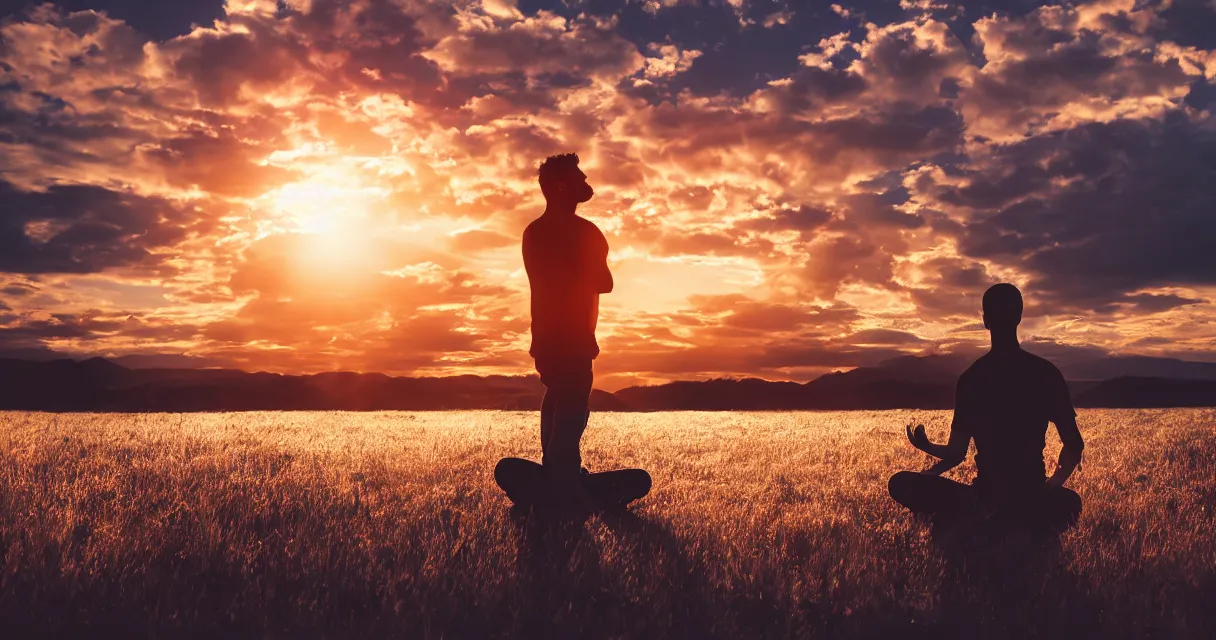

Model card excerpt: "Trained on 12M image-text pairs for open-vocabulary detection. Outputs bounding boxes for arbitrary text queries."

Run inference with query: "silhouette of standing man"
[522,153,611,509]
[889,283,1085,531]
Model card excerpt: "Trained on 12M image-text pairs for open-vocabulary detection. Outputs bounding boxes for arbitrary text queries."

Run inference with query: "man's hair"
[538,153,580,192]
[982,283,1023,328]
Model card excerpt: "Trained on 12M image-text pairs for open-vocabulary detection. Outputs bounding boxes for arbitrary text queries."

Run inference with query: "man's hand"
[905,423,931,452]
[1046,446,1083,488]
[1046,459,1071,487]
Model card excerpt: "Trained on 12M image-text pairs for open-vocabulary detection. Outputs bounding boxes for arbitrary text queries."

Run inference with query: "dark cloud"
[0,281,40,297]
[801,234,894,298]
[837,193,923,229]
[0,309,198,355]
[927,115,1216,311]
[718,299,858,333]
[855,19,969,102]
[141,129,297,197]
[962,3,1203,139]
[1154,0,1216,49]
[44,0,226,39]
[742,205,833,238]
[1117,292,1204,314]
[0,181,212,274]
[423,12,644,81]
[811,104,965,163]
[279,0,450,106]
[164,18,310,109]
[752,64,867,116]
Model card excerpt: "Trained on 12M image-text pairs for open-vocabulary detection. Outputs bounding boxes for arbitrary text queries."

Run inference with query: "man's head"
[982,283,1023,331]
[538,153,593,207]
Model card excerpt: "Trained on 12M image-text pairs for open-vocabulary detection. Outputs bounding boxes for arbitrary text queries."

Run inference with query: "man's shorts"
[534,357,594,396]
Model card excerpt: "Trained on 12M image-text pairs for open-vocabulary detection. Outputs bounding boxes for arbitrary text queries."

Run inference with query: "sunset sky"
[1,0,1214,389]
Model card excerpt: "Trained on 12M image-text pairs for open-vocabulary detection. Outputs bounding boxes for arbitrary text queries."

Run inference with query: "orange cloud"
[0,0,1213,383]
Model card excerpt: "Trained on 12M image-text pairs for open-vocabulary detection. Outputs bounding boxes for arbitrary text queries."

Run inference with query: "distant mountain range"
[2,353,1216,412]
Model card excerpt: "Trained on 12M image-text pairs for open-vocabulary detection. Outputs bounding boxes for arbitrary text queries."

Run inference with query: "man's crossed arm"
[596,259,613,294]
[593,231,613,294]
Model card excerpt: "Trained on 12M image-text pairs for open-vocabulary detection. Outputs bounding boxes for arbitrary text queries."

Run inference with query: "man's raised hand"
[905,423,931,452]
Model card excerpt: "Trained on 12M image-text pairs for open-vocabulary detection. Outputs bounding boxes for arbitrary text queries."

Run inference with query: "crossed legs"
[888,471,1082,532]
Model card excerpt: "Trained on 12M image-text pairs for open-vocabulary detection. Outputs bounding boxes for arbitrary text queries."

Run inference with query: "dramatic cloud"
[0,0,1213,386]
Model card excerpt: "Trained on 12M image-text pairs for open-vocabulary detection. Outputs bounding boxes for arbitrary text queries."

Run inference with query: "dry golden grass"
[1,409,1214,638]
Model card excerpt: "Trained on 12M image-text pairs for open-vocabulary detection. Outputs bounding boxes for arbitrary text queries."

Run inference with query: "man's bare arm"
[925,422,970,476]
[906,420,970,475]
[1047,414,1084,487]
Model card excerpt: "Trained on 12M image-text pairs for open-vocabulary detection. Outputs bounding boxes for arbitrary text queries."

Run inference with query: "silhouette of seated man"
[494,153,649,513]
[889,283,1085,533]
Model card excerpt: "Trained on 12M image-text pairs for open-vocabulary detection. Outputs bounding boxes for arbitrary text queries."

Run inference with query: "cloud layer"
[1,0,1214,388]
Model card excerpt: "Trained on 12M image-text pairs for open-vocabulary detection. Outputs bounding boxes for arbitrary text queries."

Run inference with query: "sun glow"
[262,169,395,285]
[269,171,388,235]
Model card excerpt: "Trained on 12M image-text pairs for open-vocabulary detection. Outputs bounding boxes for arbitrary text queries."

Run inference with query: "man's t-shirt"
[953,348,1082,493]
[522,213,610,360]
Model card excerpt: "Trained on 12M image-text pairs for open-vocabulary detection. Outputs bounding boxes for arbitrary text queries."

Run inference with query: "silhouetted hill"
[1,356,1214,412]
[1074,376,1216,408]
[614,378,808,410]
[862,353,972,384]
[1061,356,1216,381]
[869,352,1216,383]
[610,353,1216,411]
[612,358,958,411]
[0,358,626,412]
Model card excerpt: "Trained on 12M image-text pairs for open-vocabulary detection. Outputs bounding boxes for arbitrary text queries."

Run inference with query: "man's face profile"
[575,172,594,203]
[538,153,594,207]
[562,169,594,204]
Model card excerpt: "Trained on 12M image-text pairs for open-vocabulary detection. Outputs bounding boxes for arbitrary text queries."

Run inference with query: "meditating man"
[888,283,1085,531]
[494,153,650,512]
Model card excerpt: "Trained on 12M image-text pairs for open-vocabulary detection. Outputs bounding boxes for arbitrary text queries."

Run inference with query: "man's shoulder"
[522,215,559,246]
[572,216,608,250]
[573,214,605,234]
[523,215,547,234]
[960,353,991,378]
[967,348,1064,382]
[1017,349,1064,377]
[526,214,599,232]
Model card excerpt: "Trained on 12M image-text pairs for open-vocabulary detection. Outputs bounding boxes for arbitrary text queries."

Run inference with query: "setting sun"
[268,170,385,236]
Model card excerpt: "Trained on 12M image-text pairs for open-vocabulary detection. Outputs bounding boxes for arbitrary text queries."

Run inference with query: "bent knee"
[636,471,653,496]
[888,471,920,500]
[494,457,531,481]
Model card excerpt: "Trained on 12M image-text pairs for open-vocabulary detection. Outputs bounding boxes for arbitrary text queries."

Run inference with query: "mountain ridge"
[2,353,1215,411]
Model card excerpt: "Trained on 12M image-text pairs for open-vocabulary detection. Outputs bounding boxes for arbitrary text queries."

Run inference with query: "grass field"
[1,409,1214,639]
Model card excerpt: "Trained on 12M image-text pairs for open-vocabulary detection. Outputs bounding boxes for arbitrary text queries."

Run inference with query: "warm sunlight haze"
[1,0,1214,389]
